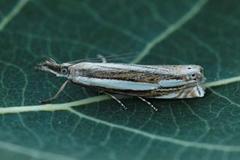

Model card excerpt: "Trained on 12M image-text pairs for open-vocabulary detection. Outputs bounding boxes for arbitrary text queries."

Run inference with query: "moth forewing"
[36,60,206,106]
[67,62,205,98]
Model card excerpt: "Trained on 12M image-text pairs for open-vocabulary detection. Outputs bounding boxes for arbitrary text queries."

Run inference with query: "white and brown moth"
[36,57,206,111]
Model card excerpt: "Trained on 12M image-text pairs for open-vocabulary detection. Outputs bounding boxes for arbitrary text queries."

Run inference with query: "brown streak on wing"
[73,68,185,83]
[175,89,185,98]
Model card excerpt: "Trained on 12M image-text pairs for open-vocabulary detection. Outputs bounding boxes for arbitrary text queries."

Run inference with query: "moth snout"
[35,62,49,71]
[35,59,62,76]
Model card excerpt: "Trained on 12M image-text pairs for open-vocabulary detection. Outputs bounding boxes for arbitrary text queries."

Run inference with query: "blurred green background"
[0,0,240,159]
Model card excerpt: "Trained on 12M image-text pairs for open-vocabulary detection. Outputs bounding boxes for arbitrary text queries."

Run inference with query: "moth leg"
[40,80,69,104]
[97,54,107,63]
[104,92,127,110]
[137,97,158,111]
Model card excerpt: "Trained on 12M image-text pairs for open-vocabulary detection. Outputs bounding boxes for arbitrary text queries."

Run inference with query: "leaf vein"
[68,108,240,152]
[0,140,76,160]
[0,77,240,152]
[81,2,146,43]
[0,0,29,31]
[0,61,28,106]
[131,0,208,63]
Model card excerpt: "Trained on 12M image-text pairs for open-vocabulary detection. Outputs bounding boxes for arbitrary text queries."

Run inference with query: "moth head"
[35,58,71,77]
[183,65,205,83]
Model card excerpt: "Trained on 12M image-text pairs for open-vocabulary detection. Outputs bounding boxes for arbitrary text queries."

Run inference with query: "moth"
[36,57,206,111]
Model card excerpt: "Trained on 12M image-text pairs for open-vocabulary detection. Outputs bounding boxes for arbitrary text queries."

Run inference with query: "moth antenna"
[47,57,57,64]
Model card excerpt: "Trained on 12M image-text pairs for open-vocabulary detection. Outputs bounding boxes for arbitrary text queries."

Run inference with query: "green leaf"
[1,0,240,159]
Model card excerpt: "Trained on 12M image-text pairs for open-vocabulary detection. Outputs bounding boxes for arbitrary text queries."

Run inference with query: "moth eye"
[61,68,68,75]
[191,74,197,80]
[191,74,197,79]
[188,67,192,70]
